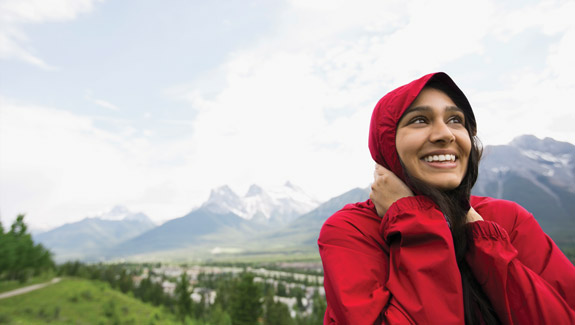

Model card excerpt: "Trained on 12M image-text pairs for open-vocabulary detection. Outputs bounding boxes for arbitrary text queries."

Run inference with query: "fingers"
[466,207,484,223]
[374,163,389,176]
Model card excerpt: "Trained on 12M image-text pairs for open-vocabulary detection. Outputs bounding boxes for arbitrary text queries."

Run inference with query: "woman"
[318,72,575,324]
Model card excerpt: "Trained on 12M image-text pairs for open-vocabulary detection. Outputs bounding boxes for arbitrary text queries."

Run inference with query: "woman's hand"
[370,163,413,217]
[466,206,484,223]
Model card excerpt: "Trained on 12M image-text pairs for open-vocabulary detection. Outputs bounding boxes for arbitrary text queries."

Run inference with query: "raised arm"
[466,202,575,323]
[318,205,391,324]
[319,196,466,324]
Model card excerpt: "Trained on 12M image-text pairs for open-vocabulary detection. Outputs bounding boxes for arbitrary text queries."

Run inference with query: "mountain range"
[35,206,156,261]
[35,135,575,262]
[472,135,575,246]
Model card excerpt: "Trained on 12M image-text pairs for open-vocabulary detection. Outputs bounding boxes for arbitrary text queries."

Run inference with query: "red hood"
[368,72,475,184]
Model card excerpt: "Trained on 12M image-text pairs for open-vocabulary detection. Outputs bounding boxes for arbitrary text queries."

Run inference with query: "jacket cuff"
[381,196,445,239]
[466,220,509,240]
[385,196,437,216]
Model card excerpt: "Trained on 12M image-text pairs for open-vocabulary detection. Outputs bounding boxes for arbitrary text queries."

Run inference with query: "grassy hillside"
[0,273,55,294]
[0,277,181,324]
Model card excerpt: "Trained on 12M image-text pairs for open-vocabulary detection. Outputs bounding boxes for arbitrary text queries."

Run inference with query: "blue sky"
[1,0,574,230]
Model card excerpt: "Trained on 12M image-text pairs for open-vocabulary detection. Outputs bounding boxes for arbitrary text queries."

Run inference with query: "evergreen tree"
[151,280,166,306]
[0,214,54,282]
[209,304,232,325]
[229,272,262,325]
[277,282,287,297]
[194,289,207,320]
[135,275,153,302]
[309,290,326,325]
[118,268,133,293]
[214,276,233,312]
[264,293,293,325]
[0,220,8,276]
[290,287,305,312]
[175,271,193,322]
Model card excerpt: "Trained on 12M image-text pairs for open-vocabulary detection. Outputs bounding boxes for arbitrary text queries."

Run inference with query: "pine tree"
[0,215,54,282]
[175,271,193,322]
[118,268,133,293]
[229,272,262,325]
[209,304,232,325]
[309,290,326,325]
[264,293,293,325]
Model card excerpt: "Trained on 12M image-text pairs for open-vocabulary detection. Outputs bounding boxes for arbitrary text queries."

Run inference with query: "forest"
[0,214,54,283]
[0,215,325,324]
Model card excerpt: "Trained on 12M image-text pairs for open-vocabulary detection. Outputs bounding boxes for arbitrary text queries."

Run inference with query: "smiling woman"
[318,72,575,324]
[395,87,471,190]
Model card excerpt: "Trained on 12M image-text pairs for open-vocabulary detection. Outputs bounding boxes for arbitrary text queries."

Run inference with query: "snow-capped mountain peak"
[202,185,246,217]
[246,184,264,197]
[201,182,321,224]
[95,205,131,221]
[92,205,155,225]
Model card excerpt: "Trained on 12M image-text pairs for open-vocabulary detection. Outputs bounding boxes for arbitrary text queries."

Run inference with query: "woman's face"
[395,87,471,190]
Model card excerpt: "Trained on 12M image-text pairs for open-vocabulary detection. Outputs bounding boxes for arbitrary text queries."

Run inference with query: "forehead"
[399,87,463,124]
[410,87,457,108]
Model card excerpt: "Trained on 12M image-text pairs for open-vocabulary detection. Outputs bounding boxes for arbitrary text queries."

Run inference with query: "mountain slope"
[110,207,255,257]
[260,187,370,248]
[473,135,575,231]
[35,206,156,261]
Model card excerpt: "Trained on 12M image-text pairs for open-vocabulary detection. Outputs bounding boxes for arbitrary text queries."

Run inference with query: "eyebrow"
[402,105,463,116]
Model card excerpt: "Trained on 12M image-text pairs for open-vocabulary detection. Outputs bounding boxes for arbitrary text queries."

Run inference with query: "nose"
[429,120,455,144]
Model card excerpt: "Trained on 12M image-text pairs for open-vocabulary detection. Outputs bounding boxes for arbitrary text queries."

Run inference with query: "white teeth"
[424,154,456,162]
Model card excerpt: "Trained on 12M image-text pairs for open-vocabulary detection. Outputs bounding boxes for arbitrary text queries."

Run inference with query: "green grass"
[0,272,55,294]
[0,277,180,324]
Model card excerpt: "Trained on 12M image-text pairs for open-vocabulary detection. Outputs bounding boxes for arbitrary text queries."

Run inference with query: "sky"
[1,0,574,230]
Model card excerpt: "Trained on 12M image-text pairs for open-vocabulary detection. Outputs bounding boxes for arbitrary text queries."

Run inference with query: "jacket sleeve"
[318,206,391,324]
[381,196,464,323]
[318,196,465,324]
[465,204,575,324]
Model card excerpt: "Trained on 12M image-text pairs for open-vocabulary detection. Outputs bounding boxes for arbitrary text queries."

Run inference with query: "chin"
[422,177,462,191]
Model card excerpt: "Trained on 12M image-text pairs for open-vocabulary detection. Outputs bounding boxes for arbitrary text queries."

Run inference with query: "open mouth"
[422,154,456,163]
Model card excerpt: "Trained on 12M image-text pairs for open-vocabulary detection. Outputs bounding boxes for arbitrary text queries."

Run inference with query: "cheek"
[461,136,472,157]
[395,136,421,177]
[455,129,472,157]
[395,132,419,162]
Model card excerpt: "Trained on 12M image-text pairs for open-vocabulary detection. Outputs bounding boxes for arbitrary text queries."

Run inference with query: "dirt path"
[0,277,61,300]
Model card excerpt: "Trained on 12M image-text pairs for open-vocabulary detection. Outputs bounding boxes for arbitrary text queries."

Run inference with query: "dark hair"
[400,80,500,324]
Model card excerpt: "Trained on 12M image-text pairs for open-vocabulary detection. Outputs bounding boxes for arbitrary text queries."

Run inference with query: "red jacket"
[319,196,575,324]
[319,73,575,324]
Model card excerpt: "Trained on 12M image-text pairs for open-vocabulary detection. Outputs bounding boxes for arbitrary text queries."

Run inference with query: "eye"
[409,116,427,125]
[447,115,464,124]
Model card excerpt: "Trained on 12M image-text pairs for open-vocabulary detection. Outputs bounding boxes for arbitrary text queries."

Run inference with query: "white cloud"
[0,98,200,228]
[172,0,575,205]
[491,0,574,40]
[0,0,103,68]
[171,0,502,201]
[473,65,575,145]
[471,4,575,145]
[2,0,574,230]
[93,98,119,111]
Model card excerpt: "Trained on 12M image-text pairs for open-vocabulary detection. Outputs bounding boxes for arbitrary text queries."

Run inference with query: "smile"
[423,154,456,162]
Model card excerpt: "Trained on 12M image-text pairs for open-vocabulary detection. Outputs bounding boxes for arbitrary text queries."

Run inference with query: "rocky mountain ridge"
[201,182,320,224]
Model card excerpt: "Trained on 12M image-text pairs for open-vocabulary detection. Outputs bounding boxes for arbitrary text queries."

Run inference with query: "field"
[0,277,181,324]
